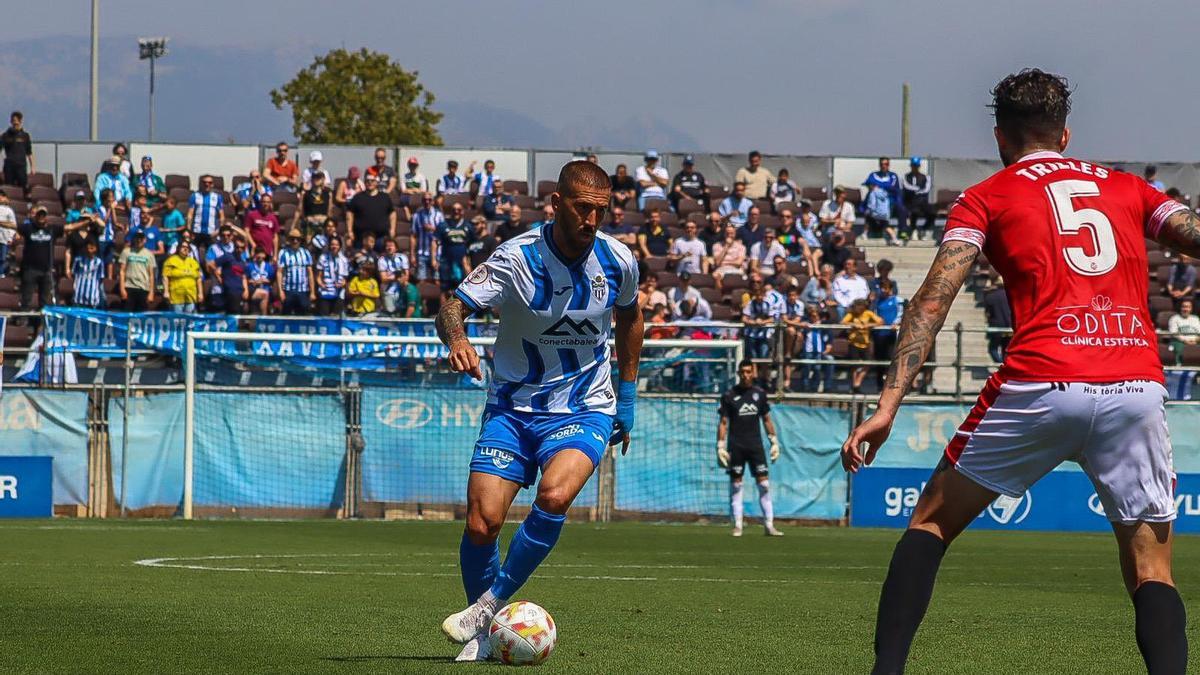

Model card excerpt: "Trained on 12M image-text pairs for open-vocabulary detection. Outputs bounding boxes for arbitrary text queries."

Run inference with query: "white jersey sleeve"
[455,245,518,311]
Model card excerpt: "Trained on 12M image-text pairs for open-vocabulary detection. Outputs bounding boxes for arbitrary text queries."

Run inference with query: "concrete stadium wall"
[832,156,930,199]
[532,151,649,186]
[30,143,56,179]
[399,147,529,184]
[130,143,259,186]
[292,145,390,185]
[54,143,116,183]
[692,154,830,191]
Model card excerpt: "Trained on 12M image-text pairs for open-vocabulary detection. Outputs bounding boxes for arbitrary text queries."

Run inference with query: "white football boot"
[454,633,492,662]
[732,526,743,537]
[441,602,495,644]
[764,524,784,537]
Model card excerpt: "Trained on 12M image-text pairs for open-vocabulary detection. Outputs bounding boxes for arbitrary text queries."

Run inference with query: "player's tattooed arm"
[437,297,483,379]
[878,240,979,412]
[1156,209,1200,259]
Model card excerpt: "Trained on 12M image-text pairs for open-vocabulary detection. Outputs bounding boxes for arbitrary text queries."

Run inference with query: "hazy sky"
[0,0,1194,160]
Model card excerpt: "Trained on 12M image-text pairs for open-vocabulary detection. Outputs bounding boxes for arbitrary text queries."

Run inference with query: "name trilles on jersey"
[455,225,639,415]
[943,150,1188,384]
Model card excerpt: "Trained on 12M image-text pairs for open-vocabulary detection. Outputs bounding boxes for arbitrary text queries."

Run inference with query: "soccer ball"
[488,601,557,666]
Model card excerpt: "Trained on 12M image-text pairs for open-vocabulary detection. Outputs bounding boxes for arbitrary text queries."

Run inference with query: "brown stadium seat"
[37,201,63,216]
[1149,295,1175,316]
[752,199,772,214]
[786,260,807,275]
[686,212,707,226]
[165,174,190,191]
[276,204,296,223]
[168,187,190,204]
[513,195,536,210]
[442,193,471,211]
[709,185,730,202]
[1146,250,1169,268]
[711,304,735,321]
[210,176,225,191]
[27,173,53,189]
[801,186,828,203]
[641,198,670,214]
[645,257,668,273]
[520,210,541,226]
[658,211,679,228]
[676,198,704,217]
[0,185,25,200]
[395,221,413,237]
[623,212,646,228]
[690,273,715,289]
[851,246,866,261]
[830,338,850,359]
[666,226,684,241]
[1156,311,1174,330]
[721,273,749,294]
[272,190,298,207]
[856,261,875,278]
[698,287,721,304]
[842,189,862,206]
[759,214,781,229]
[4,323,32,348]
[503,180,528,196]
[1160,344,1176,365]
[0,293,19,311]
[29,185,58,203]
[56,277,73,302]
[231,175,249,189]
[536,181,557,201]
[60,172,90,191]
[657,272,680,289]
[1183,345,1200,366]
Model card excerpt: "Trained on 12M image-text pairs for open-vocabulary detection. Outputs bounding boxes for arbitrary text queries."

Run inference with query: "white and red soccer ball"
[489,601,557,666]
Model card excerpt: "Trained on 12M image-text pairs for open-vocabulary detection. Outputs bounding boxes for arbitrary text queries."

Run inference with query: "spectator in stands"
[798,302,834,393]
[819,186,856,233]
[800,264,835,317]
[186,175,225,247]
[749,226,785,273]
[871,279,902,387]
[11,206,58,309]
[213,237,250,315]
[638,209,672,258]
[128,195,165,257]
[712,225,748,289]
[1,111,33,189]
[741,276,780,360]
[1168,299,1200,400]
[335,166,363,207]
[246,247,273,315]
[668,220,708,275]
[264,142,299,191]
[902,157,935,241]
[437,201,473,296]
[277,229,315,315]
[739,206,767,251]
[600,206,638,246]
[243,193,281,259]
[699,211,724,254]
[983,275,1012,363]
[160,195,185,248]
[401,156,429,207]
[309,219,338,255]
[94,156,132,211]
[129,190,150,232]
[302,151,332,191]
[765,255,795,291]
[638,272,668,315]
[436,160,466,196]
[95,188,122,264]
[779,286,807,388]
[735,151,774,201]
[348,262,380,316]
[315,236,349,316]
[781,205,822,275]
[769,168,798,212]
[533,204,555,229]
[64,191,99,274]
[69,239,106,309]
[347,173,395,252]
[719,182,752,227]
[610,163,637,209]
[136,156,166,209]
[470,159,501,199]
[667,270,702,317]
[411,193,444,281]
[392,263,422,318]
[645,303,676,344]
[366,148,397,193]
[831,256,869,319]
[162,240,202,313]
[1146,164,1166,192]
[232,170,272,215]
[0,192,16,277]
[111,143,134,183]
[467,216,497,268]
[863,181,900,245]
[842,297,882,394]
[635,150,669,210]
[670,155,709,214]
[351,233,379,273]
[870,258,899,299]
[377,237,409,316]
[118,231,157,312]
[822,230,852,271]
[494,205,527,243]
[297,171,333,240]
[1168,255,1196,305]
[863,157,905,232]
[482,184,515,223]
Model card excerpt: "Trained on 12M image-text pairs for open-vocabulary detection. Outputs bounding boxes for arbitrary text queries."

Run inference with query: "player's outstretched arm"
[841,240,978,472]
[436,296,482,380]
[1156,209,1200,259]
[611,304,644,454]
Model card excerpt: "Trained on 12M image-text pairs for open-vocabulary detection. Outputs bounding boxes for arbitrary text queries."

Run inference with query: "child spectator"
[348,262,381,317]
[841,298,883,394]
[69,239,106,309]
[246,247,274,315]
[316,236,350,316]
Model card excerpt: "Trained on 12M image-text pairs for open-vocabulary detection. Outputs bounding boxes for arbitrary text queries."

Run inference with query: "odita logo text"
[477,446,515,470]
[546,424,584,442]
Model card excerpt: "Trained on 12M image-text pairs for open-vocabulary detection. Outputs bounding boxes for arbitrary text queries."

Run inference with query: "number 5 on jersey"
[1046,179,1117,276]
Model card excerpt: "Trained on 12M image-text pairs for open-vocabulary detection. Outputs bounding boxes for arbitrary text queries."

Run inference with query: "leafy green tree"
[270,48,443,145]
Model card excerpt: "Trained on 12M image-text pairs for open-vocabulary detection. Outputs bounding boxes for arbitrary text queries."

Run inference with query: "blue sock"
[488,504,566,601]
[459,532,500,604]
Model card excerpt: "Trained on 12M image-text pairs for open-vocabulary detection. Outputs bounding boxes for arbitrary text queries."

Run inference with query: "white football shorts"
[944,375,1176,524]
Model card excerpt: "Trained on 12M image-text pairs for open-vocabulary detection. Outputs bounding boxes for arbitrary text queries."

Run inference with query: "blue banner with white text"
[0,457,53,517]
[43,307,237,358]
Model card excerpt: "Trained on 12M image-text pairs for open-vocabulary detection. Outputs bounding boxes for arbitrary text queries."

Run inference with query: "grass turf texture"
[3,520,1197,673]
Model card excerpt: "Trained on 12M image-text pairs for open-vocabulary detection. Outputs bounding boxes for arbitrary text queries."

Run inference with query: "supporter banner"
[0,457,53,517]
[108,393,184,512]
[0,390,89,506]
[43,307,237,359]
[850,467,1200,533]
[230,317,484,368]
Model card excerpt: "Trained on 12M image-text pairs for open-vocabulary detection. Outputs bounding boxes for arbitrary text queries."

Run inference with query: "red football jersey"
[944,151,1187,384]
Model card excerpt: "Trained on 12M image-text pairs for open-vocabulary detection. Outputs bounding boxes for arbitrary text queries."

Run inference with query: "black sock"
[1134,581,1188,675]
[872,529,947,675]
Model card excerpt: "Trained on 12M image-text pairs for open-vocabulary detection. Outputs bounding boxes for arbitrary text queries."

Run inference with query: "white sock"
[758,480,774,528]
[730,481,744,528]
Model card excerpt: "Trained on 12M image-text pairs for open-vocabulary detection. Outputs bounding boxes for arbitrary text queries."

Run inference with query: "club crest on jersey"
[465,264,489,286]
[591,274,607,301]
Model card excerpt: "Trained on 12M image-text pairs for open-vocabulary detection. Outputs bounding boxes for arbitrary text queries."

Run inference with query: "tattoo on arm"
[1156,210,1200,259]
[883,241,979,398]
[436,296,471,347]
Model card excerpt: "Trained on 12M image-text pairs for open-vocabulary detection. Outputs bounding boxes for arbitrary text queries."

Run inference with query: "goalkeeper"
[717,360,783,537]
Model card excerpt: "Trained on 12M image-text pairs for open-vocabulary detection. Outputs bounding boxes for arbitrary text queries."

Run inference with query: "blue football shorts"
[470,406,615,487]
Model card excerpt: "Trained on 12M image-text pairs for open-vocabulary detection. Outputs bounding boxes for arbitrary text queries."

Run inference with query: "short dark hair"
[990,68,1072,147]
[748,151,761,160]
[738,359,755,370]
[557,160,611,196]
[878,156,889,163]
[10,111,21,121]
[1145,164,1158,177]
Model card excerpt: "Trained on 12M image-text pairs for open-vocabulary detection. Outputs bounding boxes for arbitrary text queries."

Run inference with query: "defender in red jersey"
[841,70,1191,675]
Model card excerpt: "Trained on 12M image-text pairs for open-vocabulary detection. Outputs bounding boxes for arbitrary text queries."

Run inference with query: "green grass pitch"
[3,519,1197,673]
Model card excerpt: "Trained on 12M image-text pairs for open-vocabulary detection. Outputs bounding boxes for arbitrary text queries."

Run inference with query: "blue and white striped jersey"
[412,207,444,258]
[455,225,639,415]
[72,256,106,308]
[316,252,350,299]
[188,191,224,235]
[277,246,313,293]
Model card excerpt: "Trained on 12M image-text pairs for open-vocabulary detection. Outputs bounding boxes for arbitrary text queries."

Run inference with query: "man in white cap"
[635,149,669,210]
[302,150,331,191]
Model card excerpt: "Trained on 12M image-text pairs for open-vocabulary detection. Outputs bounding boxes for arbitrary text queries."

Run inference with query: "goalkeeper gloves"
[769,435,780,462]
[717,438,730,467]
[610,380,638,445]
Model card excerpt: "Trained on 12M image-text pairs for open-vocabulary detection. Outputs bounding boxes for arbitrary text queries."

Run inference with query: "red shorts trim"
[944,372,1007,464]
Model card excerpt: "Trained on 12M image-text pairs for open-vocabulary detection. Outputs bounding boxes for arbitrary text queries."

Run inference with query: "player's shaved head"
[557,160,611,196]
[990,69,1072,148]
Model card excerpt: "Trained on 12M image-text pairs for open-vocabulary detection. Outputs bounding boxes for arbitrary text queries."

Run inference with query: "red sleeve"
[1141,179,1189,239]
[941,187,988,250]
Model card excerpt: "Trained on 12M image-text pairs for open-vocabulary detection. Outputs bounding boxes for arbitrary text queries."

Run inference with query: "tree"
[270,48,443,146]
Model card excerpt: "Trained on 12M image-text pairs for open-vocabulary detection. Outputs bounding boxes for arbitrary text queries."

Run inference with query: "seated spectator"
[668,220,708,275]
[467,216,497,268]
[741,277,780,360]
[264,142,299,191]
[670,155,709,213]
[719,182,752,227]
[712,225,748,287]
[601,207,638,246]
[411,194,444,281]
[668,270,708,319]
[94,156,132,211]
[819,186,856,233]
[863,157,905,236]
[1168,256,1196,305]
[160,195,186,249]
[232,170,273,214]
[135,155,166,209]
[749,226,785,273]
[162,240,202,312]
[699,211,723,255]
[186,175,225,247]
[1146,164,1166,192]
[645,303,677,340]
[309,220,338,255]
[983,275,1012,363]
[347,174,396,252]
[213,237,250,315]
[778,207,821,275]
[638,209,672,259]
[638,272,668,314]
[610,163,637,209]
[635,150,669,210]
[797,302,834,393]
[532,204,555,229]
[302,151,332,191]
[842,297,882,394]
[765,255,796,291]
[246,247,274,315]
[769,168,798,212]
[740,208,768,253]
[863,182,900,245]
[437,202,474,295]
[129,190,151,231]
[276,229,316,315]
[119,231,158,312]
[832,256,869,319]
[735,150,775,201]
[366,148,398,193]
[436,160,466,196]
[822,230,852,271]
[377,237,410,316]
[902,157,935,241]
[335,166,364,206]
[401,156,429,210]
[1168,299,1200,400]
[69,239,106,309]
[316,236,350,316]
[394,265,422,318]
[482,185,515,223]
[871,279,902,388]
[470,159,501,200]
[802,263,837,316]
[348,262,381,316]
[494,205,527,243]
[351,233,379,272]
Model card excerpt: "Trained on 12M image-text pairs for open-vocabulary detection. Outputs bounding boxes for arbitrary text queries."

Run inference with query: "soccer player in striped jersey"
[436,161,643,662]
[69,239,105,308]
